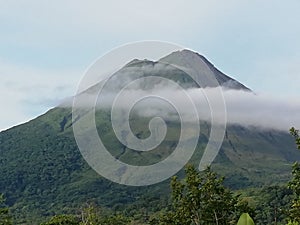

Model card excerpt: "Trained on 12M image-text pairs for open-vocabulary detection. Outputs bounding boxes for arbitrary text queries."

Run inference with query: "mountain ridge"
[159,49,251,90]
[0,49,299,223]
[77,49,250,99]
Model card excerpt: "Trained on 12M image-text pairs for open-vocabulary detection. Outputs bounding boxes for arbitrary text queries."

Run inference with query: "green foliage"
[158,164,248,225]
[40,214,79,225]
[80,204,100,225]
[288,165,300,223]
[0,195,12,225]
[289,163,300,196]
[253,185,292,224]
[100,214,130,225]
[288,128,300,223]
[1,105,300,223]
[0,108,300,224]
[237,213,255,225]
[290,127,300,150]
[41,204,131,225]
[80,205,130,225]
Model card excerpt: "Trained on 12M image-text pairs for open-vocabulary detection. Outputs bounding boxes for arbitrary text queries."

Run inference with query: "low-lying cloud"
[68,87,300,131]
[222,89,300,130]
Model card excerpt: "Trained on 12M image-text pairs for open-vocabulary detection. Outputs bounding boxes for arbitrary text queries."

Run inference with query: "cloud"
[222,90,300,130]
[70,87,300,131]
[69,57,300,132]
[1,0,300,132]
[0,60,81,131]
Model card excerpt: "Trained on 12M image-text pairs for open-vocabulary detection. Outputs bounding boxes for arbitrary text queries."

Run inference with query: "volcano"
[0,49,299,223]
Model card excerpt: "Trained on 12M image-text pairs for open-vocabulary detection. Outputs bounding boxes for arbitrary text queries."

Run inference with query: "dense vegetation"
[0,194,12,224]
[1,105,300,224]
[1,157,299,224]
[34,127,300,225]
[1,125,300,224]
[287,128,300,224]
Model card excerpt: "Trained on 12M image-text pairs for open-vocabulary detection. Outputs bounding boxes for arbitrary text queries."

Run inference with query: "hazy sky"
[0,0,300,131]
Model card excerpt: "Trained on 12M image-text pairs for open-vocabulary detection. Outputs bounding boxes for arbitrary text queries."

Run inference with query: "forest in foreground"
[0,128,299,225]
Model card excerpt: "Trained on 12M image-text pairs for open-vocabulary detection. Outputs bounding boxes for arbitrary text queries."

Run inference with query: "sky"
[0,0,300,131]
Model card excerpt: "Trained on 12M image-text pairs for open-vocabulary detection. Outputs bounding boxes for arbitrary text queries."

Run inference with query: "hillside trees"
[287,127,300,224]
[156,164,252,225]
[41,204,131,225]
[0,194,12,225]
[40,214,79,225]
[290,128,300,150]
[254,185,292,224]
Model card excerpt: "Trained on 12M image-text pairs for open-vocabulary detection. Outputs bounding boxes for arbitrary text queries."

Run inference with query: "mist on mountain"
[65,49,299,131]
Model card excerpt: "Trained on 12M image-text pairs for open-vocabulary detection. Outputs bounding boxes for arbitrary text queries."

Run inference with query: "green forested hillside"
[0,106,300,223]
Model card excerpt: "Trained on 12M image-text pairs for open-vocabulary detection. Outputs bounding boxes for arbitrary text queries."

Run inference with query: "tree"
[40,214,79,225]
[41,205,131,225]
[287,127,300,224]
[79,203,130,225]
[290,127,300,150]
[0,194,12,225]
[158,164,249,225]
[254,185,292,224]
[80,204,100,225]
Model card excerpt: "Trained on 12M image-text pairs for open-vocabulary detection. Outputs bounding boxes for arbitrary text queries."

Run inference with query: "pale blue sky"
[0,0,300,131]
